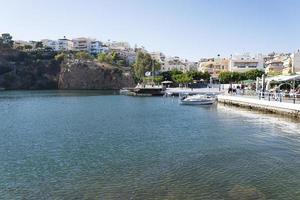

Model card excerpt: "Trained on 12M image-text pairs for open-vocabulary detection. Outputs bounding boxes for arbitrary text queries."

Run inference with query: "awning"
[266,74,300,82]
[161,81,173,84]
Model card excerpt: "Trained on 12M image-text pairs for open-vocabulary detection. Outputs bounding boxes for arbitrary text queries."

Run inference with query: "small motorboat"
[180,94,216,105]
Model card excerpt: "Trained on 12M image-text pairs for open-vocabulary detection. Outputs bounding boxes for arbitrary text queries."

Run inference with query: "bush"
[75,51,93,60]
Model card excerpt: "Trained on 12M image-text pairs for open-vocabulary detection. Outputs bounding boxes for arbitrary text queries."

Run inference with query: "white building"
[72,37,103,54]
[42,37,73,51]
[160,56,190,72]
[228,53,265,72]
[72,37,91,52]
[90,41,103,55]
[57,37,73,51]
[198,57,229,78]
[265,54,286,75]
[111,49,136,65]
[150,52,166,63]
[282,50,300,75]
[41,39,58,50]
[107,41,130,51]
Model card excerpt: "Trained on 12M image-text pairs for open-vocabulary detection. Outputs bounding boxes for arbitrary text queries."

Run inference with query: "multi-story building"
[90,41,102,55]
[42,37,73,51]
[282,50,300,75]
[107,41,130,51]
[72,37,103,54]
[186,61,198,71]
[41,39,58,50]
[228,53,265,72]
[150,52,166,63]
[198,57,229,78]
[112,49,136,65]
[160,56,190,72]
[57,37,73,51]
[72,37,91,52]
[265,54,286,75]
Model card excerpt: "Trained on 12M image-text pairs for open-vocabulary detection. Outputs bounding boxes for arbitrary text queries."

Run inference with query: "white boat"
[180,94,216,105]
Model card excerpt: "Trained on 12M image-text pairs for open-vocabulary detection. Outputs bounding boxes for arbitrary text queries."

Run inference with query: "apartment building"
[150,52,166,63]
[228,53,265,72]
[282,50,300,75]
[42,37,73,51]
[265,54,286,74]
[57,37,73,51]
[161,56,190,72]
[198,57,229,78]
[72,38,103,54]
[90,41,102,55]
[107,41,130,51]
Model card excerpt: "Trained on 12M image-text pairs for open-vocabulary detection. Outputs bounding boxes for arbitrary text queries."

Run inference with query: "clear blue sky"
[1,0,300,60]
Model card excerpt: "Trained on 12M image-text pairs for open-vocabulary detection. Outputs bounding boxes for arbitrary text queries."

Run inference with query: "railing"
[257,91,300,104]
[225,89,300,104]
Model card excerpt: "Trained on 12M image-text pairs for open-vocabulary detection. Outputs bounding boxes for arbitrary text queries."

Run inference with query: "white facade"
[150,52,166,63]
[42,37,73,51]
[160,56,190,72]
[90,41,103,55]
[107,41,130,51]
[72,38,103,54]
[198,58,229,78]
[229,53,265,72]
[112,49,136,65]
[72,37,91,52]
[41,39,58,50]
[57,37,73,51]
[282,50,300,74]
[265,54,286,74]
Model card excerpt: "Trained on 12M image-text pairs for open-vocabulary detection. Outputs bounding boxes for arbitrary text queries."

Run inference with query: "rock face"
[58,61,135,90]
[0,49,135,90]
[0,49,60,89]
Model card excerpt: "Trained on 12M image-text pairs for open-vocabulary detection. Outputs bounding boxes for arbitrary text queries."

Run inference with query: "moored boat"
[180,94,216,105]
[120,85,165,96]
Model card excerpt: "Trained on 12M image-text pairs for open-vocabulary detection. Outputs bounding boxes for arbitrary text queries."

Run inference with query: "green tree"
[24,45,33,50]
[219,71,241,83]
[97,53,107,63]
[172,73,193,85]
[75,51,92,60]
[133,51,161,81]
[55,52,67,62]
[243,69,264,80]
[0,33,14,49]
[187,71,211,81]
[153,76,163,84]
[35,42,43,49]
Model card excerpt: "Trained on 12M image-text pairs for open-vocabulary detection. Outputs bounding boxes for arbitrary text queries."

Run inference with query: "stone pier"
[217,95,300,118]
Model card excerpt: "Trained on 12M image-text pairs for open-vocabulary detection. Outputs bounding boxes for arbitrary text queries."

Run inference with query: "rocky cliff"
[0,49,135,90]
[58,61,135,89]
[0,49,60,89]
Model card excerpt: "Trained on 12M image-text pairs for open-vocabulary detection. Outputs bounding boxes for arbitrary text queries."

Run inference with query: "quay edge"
[217,95,300,119]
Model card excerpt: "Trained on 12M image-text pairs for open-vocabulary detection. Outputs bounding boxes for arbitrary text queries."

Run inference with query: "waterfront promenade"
[218,94,300,118]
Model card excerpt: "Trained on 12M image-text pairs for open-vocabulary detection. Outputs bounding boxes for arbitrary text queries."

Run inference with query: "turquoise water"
[1,91,300,200]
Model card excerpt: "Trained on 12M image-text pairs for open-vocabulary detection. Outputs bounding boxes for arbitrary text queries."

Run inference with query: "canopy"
[242,79,256,84]
[266,74,300,82]
[161,81,173,84]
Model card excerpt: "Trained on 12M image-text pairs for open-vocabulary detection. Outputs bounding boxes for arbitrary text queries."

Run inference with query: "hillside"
[0,49,135,90]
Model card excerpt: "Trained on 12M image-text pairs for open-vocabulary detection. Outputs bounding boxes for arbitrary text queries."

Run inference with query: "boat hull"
[120,87,165,96]
[180,100,215,105]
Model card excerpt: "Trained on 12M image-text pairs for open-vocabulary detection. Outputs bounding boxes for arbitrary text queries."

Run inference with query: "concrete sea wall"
[217,95,300,119]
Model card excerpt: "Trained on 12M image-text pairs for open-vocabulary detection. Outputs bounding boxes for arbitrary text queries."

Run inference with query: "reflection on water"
[1,91,300,199]
[229,185,266,200]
